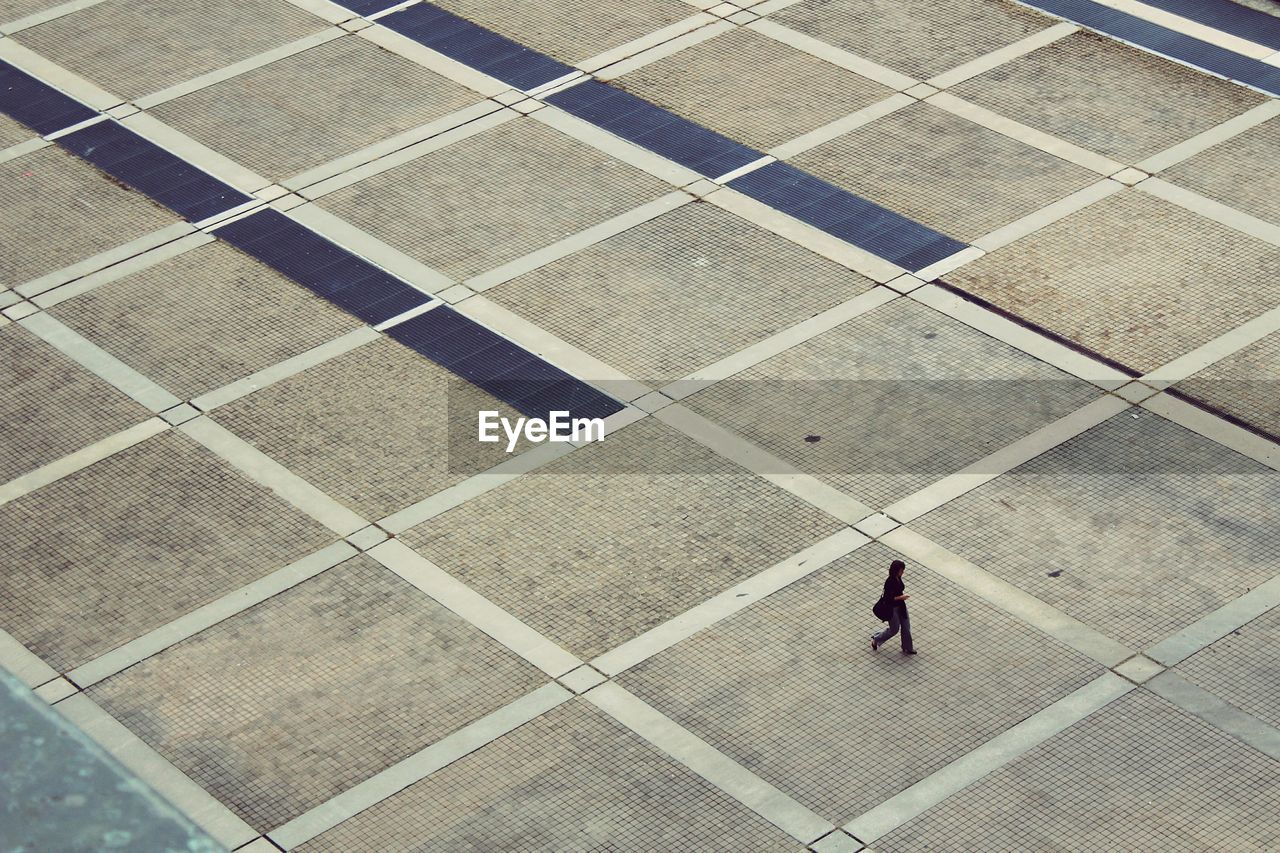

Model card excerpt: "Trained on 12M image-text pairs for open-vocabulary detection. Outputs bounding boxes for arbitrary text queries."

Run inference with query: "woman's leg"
[874,611,901,645]
[900,611,914,652]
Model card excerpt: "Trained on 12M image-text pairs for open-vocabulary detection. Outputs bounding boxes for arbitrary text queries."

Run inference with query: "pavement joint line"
[178,416,369,535]
[970,179,1123,253]
[745,18,918,90]
[1145,574,1280,666]
[118,111,272,194]
[465,191,693,292]
[532,104,703,187]
[1137,177,1280,248]
[367,540,582,676]
[356,22,508,97]
[881,527,1137,667]
[1145,670,1280,760]
[234,837,284,853]
[18,313,182,411]
[33,676,79,704]
[0,417,168,510]
[654,403,875,525]
[592,527,870,676]
[526,72,592,100]
[55,693,258,849]
[767,92,915,160]
[585,682,836,843]
[364,0,419,21]
[281,100,505,192]
[132,28,347,110]
[0,0,108,34]
[285,202,454,294]
[926,21,1080,88]
[41,112,107,140]
[912,245,986,281]
[809,829,864,853]
[749,0,805,12]
[590,16,730,80]
[296,108,515,199]
[0,36,119,110]
[371,299,441,332]
[883,394,1131,523]
[843,673,1135,843]
[1085,0,1277,60]
[579,12,722,76]
[1136,98,1280,173]
[192,198,269,231]
[662,286,899,400]
[712,154,775,184]
[267,683,572,848]
[925,91,1124,175]
[523,70,587,98]
[1142,302,1280,387]
[29,230,212,308]
[0,627,58,688]
[66,541,358,689]
[0,135,52,165]
[1141,390,1280,472]
[277,0,352,25]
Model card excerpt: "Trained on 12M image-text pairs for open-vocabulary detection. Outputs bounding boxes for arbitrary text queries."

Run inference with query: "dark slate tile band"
[380,2,575,91]
[387,306,625,421]
[212,209,430,326]
[546,79,763,179]
[1137,0,1280,52]
[730,162,967,273]
[0,60,98,136]
[58,120,252,222]
[1017,0,1280,95]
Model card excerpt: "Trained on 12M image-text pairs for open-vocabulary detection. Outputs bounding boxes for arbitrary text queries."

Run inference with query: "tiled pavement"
[1,0,1279,851]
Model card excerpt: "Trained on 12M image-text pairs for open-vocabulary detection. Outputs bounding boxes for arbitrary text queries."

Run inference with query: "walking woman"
[872,559,916,654]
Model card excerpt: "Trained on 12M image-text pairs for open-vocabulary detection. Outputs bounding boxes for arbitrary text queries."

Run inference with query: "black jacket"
[883,576,907,615]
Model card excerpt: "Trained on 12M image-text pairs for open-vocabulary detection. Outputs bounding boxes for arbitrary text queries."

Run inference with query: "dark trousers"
[875,607,913,651]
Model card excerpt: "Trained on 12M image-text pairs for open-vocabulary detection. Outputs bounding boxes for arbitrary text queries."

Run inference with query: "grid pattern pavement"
[2,0,1279,848]
[1175,604,1280,730]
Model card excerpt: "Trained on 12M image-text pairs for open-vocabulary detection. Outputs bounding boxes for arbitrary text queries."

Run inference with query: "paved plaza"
[2,0,1279,850]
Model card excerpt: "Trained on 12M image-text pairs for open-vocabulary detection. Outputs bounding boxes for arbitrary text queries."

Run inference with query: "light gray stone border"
[1137,177,1280,248]
[0,0,107,33]
[768,92,914,160]
[15,222,198,299]
[1085,0,1275,60]
[367,540,582,676]
[268,682,573,848]
[746,18,917,90]
[881,527,1136,667]
[1142,302,1280,387]
[970,179,1121,252]
[1145,670,1280,760]
[31,231,212,308]
[0,36,119,110]
[1136,99,1280,173]
[178,416,368,535]
[357,23,508,97]
[0,627,58,688]
[843,673,1134,843]
[533,103,703,186]
[586,682,835,843]
[33,675,79,704]
[926,21,1079,88]
[0,136,51,165]
[1146,573,1280,666]
[580,12,720,75]
[118,111,271,194]
[278,0,353,25]
[67,541,357,688]
[1140,392,1280,472]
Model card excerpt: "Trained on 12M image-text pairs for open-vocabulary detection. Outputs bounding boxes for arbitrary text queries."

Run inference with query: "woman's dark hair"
[889,559,906,578]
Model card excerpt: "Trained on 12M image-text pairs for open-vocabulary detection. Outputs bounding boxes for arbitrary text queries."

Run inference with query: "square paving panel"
[87,555,545,832]
[0,430,334,671]
[613,27,894,151]
[945,189,1280,374]
[880,691,1280,852]
[299,698,798,852]
[684,298,1100,508]
[0,322,150,484]
[910,410,1280,650]
[13,0,329,100]
[617,542,1102,823]
[789,101,1099,242]
[487,201,875,383]
[0,146,178,287]
[1161,114,1280,227]
[431,0,695,65]
[212,336,527,521]
[150,35,483,182]
[951,31,1267,163]
[317,117,671,281]
[770,0,1051,81]
[1174,606,1280,729]
[1175,328,1280,440]
[400,417,846,660]
[0,0,69,22]
[48,241,362,399]
[0,114,36,149]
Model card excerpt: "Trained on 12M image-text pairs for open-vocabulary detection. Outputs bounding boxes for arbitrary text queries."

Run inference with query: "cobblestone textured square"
[0,323,150,484]
[299,699,797,852]
[13,0,328,99]
[771,0,1050,80]
[685,298,1100,508]
[1176,329,1280,440]
[618,542,1101,822]
[0,430,334,670]
[48,241,361,399]
[487,202,874,382]
[1175,606,1280,730]
[1161,114,1280,226]
[946,190,1280,373]
[432,0,695,64]
[790,101,1099,241]
[150,36,482,182]
[400,418,845,659]
[0,114,35,149]
[213,337,522,520]
[613,27,893,151]
[0,0,66,23]
[880,691,1280,852]
[952,31,1267,162]
[911,411,1280,650]
[318,117,671,281]
[87,555,545,832]
[0,146,178,287]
